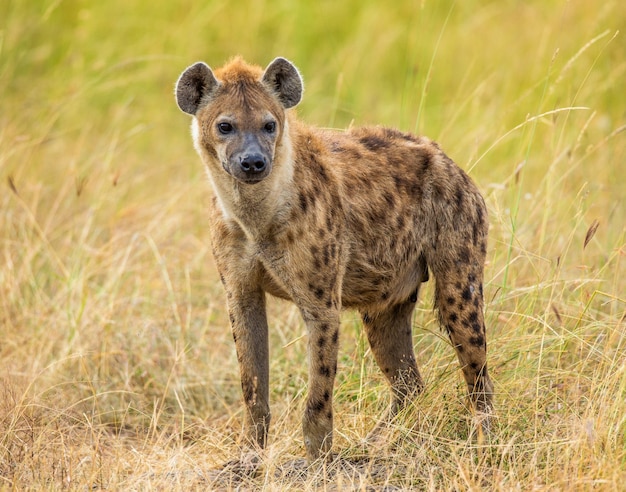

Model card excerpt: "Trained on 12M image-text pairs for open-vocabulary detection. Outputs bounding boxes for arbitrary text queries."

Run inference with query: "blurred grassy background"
[1,0,625,489]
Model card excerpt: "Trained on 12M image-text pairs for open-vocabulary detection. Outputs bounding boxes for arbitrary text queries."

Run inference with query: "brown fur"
[175,56,493,463]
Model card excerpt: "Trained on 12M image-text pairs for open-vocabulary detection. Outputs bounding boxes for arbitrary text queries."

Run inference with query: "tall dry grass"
[1,0,624,489]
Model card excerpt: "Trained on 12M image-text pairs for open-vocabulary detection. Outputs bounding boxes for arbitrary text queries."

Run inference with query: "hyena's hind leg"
[432,250,494,431]
[361,291,424,441]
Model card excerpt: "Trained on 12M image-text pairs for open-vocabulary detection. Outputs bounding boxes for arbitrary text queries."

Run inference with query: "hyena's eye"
[217,122,234,134]
[264,121,276,134]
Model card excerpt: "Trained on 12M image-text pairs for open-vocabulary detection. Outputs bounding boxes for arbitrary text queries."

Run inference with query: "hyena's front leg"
[300,307,340,462]
[225,285,271,450]
[261,232,344,462]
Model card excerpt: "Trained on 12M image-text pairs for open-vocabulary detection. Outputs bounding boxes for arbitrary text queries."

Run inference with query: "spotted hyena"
[175,57,493,463]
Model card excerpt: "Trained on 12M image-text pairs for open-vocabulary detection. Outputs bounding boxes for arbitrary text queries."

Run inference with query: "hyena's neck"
[210,125,297,241]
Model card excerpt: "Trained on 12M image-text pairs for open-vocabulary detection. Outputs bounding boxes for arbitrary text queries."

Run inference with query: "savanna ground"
[1,1,625,490]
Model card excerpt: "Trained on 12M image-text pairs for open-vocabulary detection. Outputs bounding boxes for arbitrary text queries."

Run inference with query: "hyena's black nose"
[240,153,267,174]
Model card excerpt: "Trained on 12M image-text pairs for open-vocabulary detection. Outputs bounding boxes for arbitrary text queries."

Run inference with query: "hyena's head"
[175,57,303,184]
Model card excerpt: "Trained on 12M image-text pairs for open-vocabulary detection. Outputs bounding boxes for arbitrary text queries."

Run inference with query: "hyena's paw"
[472,408,494,445]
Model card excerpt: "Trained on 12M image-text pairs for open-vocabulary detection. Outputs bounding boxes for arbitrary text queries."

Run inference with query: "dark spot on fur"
[332,329,339,344]
[327,411,332,419]
[320,365,331,377]
[362,312,372,324]
[323,246,330,266]
[229,314,235,325]
[310,398,325,413]
[320,323,329,333]
[396,214,406,230]
[381,291,389,301]
[473,297,479,307]
[383,192,396,209]
[446,296,455,305]
[449,312,458,323]
[470,336,484,347]
[472,323,482,333]
[317,336,326,348]
[299,192,308,213]
[462,286,472,301]
[384,367,391,374]
[472,223,480,246]
[351,216,366,235]
[459,247,471,264]
[468,311,478,323]
[456,343,464,352]
[359,134,390,151]
[470,362,479,370]
[481,241,487,254]
[323,391,330,402]
[455,186,464,210]
[307,282,326,301]
[468,273,476,283]
[326,299,333,308]
[232,332,237,343]
[308,160,329,183]
[367,207,385,224]
[393,175,408,193]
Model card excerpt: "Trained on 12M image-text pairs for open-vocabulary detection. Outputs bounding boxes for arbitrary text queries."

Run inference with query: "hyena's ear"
[262,57,303,109]
[175,62,219,115]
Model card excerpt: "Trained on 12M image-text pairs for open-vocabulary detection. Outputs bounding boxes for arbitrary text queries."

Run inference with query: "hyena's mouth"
[237,174,268,184]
